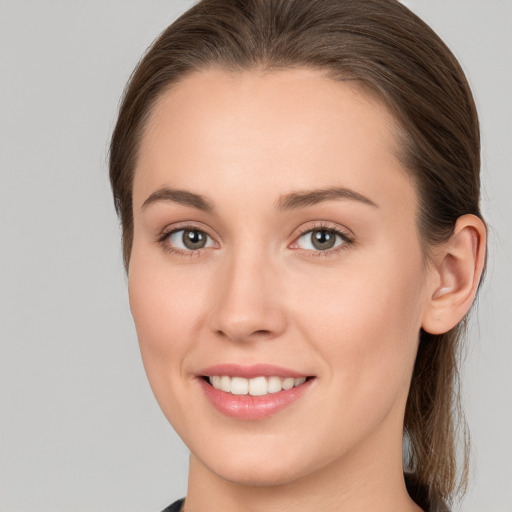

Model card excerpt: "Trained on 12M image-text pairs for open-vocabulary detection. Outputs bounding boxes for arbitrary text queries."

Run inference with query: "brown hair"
[109,0,484,505]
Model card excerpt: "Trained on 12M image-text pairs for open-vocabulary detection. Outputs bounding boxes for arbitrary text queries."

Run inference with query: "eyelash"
[157,223,214,257]
[294,222,355,257]
[156,222,355,258]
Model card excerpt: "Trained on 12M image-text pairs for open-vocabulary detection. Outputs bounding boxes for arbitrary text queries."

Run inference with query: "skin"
[128,68,485,512]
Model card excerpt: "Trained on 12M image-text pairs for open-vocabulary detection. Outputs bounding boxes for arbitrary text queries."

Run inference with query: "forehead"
[134,67,416,215]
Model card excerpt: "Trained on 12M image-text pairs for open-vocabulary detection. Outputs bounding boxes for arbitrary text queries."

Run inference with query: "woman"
[109,1,487,510]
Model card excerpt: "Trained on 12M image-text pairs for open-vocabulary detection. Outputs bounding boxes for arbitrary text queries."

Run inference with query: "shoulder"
[161,498,185,512]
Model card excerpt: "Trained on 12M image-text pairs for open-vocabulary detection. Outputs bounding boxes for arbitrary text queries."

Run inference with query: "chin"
[188,433,331,489]
[206,456,308,487]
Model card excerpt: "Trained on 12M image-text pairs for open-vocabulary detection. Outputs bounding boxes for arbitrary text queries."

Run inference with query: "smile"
[207,375,307,396]
[198,366,315,420]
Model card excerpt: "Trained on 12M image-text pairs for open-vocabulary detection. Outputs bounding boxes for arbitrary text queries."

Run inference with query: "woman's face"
[129,68,433,485]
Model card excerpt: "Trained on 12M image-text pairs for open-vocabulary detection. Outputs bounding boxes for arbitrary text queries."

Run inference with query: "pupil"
[312,230,335,250]
[183,230,206,249]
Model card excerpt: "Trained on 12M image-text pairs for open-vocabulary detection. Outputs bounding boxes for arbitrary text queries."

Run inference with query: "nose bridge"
[209,241,286,342]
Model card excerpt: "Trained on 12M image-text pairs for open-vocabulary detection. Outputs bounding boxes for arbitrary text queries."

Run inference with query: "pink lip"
[197,364,315,420]
[199,363,309,379]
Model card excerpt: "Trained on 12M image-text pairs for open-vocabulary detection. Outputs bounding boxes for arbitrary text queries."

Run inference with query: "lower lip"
[198,378,314,420]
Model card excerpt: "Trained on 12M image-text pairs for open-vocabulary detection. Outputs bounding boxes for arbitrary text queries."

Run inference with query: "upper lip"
[198,363,310,379]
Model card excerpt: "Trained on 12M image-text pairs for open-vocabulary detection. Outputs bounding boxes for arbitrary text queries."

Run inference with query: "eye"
[165,228,215,251]
[294,227,350,252]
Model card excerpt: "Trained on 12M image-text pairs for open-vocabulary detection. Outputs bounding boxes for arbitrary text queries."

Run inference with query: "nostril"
[253,329,273,337]
[215,328,274,341]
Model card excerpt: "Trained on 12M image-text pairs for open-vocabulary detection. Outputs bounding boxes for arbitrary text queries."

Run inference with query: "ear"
[422,214,487,335]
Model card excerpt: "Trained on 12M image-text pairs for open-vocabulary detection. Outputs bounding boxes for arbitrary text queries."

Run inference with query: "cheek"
[290,252,426,408]
[127,254,220,444]
[128,243,207,348]
[127,247,205,405]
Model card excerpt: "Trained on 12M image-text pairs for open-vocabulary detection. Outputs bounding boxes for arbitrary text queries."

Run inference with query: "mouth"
[203,375,310,396]
[197,365,315,420]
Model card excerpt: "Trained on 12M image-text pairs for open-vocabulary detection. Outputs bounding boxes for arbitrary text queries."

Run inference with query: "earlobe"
[422,214,487,335]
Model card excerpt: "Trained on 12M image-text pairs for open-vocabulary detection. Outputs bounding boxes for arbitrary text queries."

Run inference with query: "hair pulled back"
[109,0,484,505]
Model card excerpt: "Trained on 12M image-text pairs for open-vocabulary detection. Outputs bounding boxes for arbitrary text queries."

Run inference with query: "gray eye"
[168,229,213,250]
[297,229,344,251]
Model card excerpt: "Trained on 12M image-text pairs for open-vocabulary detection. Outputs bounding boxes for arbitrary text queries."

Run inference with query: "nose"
[208,248,287,343]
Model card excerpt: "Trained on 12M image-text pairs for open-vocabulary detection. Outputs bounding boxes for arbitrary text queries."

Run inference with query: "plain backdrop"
[0,1,510,511]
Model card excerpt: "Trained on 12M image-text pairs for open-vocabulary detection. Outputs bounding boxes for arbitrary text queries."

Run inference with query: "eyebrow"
[275,187,378,211]
[141,187,214,212]
[140,186,378,213]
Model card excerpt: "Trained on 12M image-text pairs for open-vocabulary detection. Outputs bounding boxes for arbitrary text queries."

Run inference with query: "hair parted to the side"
[109,0,485,505]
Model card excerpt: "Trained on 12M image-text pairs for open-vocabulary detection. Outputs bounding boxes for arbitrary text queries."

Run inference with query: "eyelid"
[158,221,207,238]
[289,221,355,254]
[294,221,354,238]
[156,222,219,255]
[155,220,355,257]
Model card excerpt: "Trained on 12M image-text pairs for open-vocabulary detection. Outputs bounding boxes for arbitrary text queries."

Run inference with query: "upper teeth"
[208,376,307,396]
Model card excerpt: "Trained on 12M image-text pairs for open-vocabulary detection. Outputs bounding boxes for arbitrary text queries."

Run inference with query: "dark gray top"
[161,498,185,512]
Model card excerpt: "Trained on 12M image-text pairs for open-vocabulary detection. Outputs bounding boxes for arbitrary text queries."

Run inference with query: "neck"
[184,417,423,512]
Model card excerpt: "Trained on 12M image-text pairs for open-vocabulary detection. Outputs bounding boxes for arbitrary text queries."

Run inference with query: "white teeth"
[282,377,295,390]
[208,375,308,395]
[248,376,268,396]
[267,376,282,393]
[231,377,249,395]
[220,375,231,392]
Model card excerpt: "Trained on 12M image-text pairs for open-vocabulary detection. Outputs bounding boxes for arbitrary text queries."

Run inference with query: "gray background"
[0,1,510,511]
